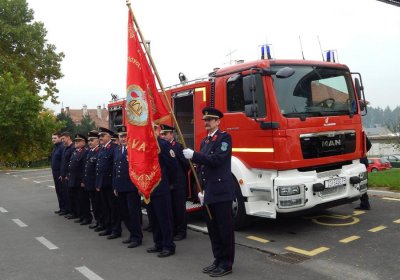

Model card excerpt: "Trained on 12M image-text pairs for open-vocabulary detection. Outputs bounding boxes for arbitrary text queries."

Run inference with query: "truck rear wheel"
[232,178,247,230]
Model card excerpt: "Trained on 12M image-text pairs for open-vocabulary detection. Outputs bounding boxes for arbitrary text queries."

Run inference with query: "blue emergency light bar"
[261,45,272,60]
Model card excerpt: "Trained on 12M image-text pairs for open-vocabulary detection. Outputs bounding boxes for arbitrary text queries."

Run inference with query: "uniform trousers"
[117,191,143,243]
[171,187,187,236]
[147,193,175,252]
[61,179,71,214]
[88,190,102,225]
[78,187,92,221]
[68,187,80,217]
[205,201,235,269]
[100,187,120,234]
[52,171,64,211]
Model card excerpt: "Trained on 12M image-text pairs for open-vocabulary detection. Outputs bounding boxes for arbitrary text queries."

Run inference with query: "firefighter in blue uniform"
[146,128,178,258]
[113,125,143,248]
[50,132,64,215]
[160,124,189,241]
[96,127,119,238]
[60,132,74,218]
[82,131,101,228]
[183,107,235,277]
[67,134,89,222]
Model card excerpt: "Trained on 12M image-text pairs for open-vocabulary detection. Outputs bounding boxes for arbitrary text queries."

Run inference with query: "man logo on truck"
[321,139,342,147]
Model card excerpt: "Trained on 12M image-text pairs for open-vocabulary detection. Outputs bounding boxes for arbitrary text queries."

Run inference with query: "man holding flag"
[125,3,177,257]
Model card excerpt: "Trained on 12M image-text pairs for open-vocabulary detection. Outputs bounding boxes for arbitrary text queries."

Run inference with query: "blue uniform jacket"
[60,143,74,178]
[151,138,178,197]
[113,146,136,193]
[95,142,116,189]
[170,139,189,190]
[67,147,88,188]
[192,130,235,204]
[83,146,100,191]
[51,142,63,173]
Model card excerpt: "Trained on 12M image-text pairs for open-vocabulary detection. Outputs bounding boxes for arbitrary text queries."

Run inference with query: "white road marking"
[21,175,52,180]
[33,179,53,184]
[0,207,9,213]
[187,224,208,233]
[75,266,104,280]
[48,185,55,189]
[12,218,28,227]
[35,236,59,250]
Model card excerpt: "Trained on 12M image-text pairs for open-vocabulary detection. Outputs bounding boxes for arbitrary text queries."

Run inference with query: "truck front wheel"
[232,178,247,230]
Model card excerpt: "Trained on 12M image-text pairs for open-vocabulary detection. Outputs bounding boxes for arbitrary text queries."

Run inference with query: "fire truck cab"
[109,58,368,229]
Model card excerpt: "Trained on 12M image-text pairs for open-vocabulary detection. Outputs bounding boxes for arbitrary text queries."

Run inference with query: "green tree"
[0,0,64,103]
[57,112,77,135]
[0,73,62,165]
[76,115,96,136]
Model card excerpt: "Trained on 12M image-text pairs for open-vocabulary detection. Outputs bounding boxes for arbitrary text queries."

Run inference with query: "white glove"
[198,191,205,205]
[183,148,194,159]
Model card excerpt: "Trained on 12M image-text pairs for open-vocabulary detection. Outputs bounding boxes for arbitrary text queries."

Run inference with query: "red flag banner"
[125,11,170,203]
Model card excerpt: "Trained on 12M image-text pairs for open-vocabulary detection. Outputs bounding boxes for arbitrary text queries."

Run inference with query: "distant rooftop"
[61,105,109,128]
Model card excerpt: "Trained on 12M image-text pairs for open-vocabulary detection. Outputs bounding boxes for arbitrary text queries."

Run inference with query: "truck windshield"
[271,66,357,118]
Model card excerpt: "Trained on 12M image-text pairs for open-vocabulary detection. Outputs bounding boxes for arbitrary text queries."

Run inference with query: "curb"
[368,189,400,198]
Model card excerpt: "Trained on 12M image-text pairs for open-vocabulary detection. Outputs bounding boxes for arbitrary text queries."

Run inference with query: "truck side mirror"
[355,78,362,100]
[276,67,295,78]
[243,75,258,118]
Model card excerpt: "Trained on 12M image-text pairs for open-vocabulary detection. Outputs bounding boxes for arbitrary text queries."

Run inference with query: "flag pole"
[126,1,212,219]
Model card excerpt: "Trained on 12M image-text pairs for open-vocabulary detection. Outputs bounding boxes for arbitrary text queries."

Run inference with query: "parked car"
[382,155,400,168]
[367,157,392,172]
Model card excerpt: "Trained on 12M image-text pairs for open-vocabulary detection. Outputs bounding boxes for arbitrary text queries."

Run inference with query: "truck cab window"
[272,66,357,117]
[226,73,266,118]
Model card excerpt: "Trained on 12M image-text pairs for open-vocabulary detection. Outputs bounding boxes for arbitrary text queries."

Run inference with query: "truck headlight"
[279,185,300,196]
[359,171,368,181]
[277,185,306,208]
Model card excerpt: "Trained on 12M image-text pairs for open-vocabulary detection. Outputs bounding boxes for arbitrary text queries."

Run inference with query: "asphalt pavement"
[1,169,399,280]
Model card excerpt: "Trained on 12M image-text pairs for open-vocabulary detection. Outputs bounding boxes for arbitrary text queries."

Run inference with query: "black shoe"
[107,233,121,240]
[202,264,218,274]
[355,205,371,210]
[74,218,84,223]
[94,226,106,232]
[58,211,68,216]
[98,230,112,236]
[122,238,132,244]
[89,223,98,229]
[127,241,142,248]
[173,233,186,241]
[54,210,62,214]
[143,225,153,232]
[66,214,77,220]
[157,250,175,258]
[209,267,232,277]
[80,220,92,225]
[146,246,162,253]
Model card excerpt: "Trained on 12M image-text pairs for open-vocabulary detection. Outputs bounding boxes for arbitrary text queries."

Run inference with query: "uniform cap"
[202,107,223,119]
[111,131,118,140]
[74,133,88,142]
[98,127,114,136]
[117,125,127,136]
[87,130,99,140]
[160,124,175,133]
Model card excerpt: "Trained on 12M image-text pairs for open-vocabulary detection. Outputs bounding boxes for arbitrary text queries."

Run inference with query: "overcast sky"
[26,0,400,113]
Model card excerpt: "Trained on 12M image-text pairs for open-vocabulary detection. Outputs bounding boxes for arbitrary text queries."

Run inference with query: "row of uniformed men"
[50,124,188,258]
[50,106,236,277]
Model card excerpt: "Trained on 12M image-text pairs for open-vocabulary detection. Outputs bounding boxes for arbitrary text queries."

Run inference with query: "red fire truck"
[108,58,368,229]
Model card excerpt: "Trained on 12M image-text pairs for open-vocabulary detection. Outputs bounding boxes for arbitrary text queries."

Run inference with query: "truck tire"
[371,168,378,173]
[232,177,247,230]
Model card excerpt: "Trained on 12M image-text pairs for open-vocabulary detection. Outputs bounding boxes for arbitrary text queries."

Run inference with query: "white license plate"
[324,177,346,188]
